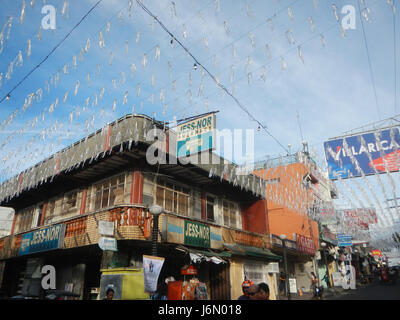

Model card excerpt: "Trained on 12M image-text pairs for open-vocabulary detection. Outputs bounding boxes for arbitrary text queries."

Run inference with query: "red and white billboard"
[337,208,378,230]
[296,234,316,255]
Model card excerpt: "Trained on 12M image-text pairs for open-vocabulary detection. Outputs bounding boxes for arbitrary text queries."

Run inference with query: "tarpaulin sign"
[143,255,165,293]
[324,128,400,180]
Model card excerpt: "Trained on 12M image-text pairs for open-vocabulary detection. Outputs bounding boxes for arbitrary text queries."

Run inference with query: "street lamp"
[149,204,163,257]
[280,234,291,300]
[321,242,329,288]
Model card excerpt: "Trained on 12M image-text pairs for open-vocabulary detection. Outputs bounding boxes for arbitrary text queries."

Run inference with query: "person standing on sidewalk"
[322,271,331,288]
[279,272,286,297]
[310,272,318,296]
[238,279,254,300]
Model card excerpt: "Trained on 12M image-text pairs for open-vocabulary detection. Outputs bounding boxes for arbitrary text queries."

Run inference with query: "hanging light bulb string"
[0,0,104,104]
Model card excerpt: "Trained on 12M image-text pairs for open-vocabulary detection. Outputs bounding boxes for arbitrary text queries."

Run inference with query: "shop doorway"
[209,262,230,300]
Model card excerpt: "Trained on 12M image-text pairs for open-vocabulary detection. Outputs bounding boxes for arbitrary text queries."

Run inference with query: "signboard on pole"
[143,255,165,293]
[288,278,297,294]
[324,128,400,180]
[98,237,118,252]
[332,272,342,287]
[266,262,280,273]
[176,113,216,158]
[337,234,353,247]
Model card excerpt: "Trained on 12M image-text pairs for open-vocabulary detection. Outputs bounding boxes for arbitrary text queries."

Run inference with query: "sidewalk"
[278,282,372,300]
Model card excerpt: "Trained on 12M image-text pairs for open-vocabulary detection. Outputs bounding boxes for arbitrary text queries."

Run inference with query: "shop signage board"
[162,216,222,249]
[336,208,377,231]
[98,237,118,252]
[323,128,400,180]
[270,234,297,251]
[176,113,216,158]
[371,249,382,257]
[289,278,297,294]
[266,262,279,273]
[337,234,353,247]
[295,234,316,255]
[184,220,210,248]
[19,224,66,256]
[98,220,114,236]
[332,272,342,287]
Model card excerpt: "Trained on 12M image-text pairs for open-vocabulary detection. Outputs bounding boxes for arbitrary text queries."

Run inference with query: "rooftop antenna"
[297,110,304,146]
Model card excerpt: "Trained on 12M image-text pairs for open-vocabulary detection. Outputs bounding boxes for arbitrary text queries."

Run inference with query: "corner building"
[0,114,280,300]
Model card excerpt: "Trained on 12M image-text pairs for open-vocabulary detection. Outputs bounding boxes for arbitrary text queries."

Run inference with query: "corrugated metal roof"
[0,114,267,206]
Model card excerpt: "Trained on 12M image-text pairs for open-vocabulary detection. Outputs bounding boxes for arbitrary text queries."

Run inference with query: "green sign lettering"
[184,221,210,248]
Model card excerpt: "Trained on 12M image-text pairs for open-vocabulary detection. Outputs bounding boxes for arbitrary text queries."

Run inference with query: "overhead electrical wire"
[134,0,289,154]
[357,0,381,120]
[0,0,104,104]
[394,6,397,115]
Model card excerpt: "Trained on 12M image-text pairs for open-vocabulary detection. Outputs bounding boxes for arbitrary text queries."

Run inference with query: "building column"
[80,189,87,215]
[39,203,47,226]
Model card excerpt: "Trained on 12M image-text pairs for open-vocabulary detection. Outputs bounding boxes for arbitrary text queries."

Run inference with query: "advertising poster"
[288,278,297,294]
[143,255,165,293]
[324,128,400,180]
[176,113,216,158]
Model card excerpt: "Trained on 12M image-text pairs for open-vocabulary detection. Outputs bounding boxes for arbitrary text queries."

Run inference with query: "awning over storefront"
[175,245,231,264]
[223,243,282,261]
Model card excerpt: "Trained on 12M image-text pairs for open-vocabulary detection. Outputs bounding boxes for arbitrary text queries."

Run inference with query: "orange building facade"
[254,153,330,293]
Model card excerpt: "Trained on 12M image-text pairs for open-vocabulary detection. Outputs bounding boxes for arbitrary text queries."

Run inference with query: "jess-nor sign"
[296,234,316,255]
[176,113,216,158]
[19,224,66,255]
[162,216,223,249]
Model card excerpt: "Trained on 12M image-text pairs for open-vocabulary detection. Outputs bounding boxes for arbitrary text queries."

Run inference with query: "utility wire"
[135,0,289,154]
[0,0,104,104]
[357,0,381,120]
[394,6,397,115]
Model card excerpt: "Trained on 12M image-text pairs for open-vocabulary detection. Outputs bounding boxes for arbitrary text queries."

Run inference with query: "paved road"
[326,279,400,300]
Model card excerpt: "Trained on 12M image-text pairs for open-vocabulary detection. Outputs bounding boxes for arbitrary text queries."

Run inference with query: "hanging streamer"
[309,17,315,33]
[74,80,80,96]
[27,38,31,58]
[288,7,294,21]
[155,45,160,60]
[20,0,26,24]
[265,44,272,59]
[170,1,177,18]
[331,4,339,21]
[99,31,105,48]
[298,46,304,64]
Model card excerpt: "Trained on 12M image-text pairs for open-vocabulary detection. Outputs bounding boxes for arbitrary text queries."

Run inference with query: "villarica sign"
[177,113,216,158]
[184,221,210,248]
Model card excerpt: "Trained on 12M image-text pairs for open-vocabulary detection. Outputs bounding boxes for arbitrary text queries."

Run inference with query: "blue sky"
[0,0,399,249]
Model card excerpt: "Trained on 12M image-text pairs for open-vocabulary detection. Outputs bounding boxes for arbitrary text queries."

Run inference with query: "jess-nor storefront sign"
[19,224,66,256]
[162,215,223,249]
[296,234,316,255]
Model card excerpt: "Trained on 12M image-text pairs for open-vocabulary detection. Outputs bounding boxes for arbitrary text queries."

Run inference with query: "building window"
[94,174,126,210]
[155,181,190,216]
[15,207,35,233]
[206,196,215,221]
[223,200,238,228]
[62,191,77,213]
